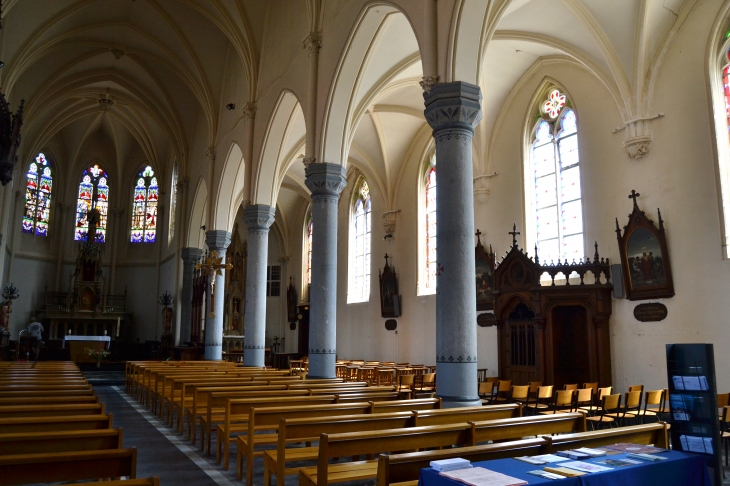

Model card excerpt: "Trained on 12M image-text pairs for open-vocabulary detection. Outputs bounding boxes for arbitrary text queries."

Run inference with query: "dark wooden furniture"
[490,231,613,389]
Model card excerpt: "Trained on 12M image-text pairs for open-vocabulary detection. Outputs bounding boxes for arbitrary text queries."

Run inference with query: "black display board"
[665,343,722,485]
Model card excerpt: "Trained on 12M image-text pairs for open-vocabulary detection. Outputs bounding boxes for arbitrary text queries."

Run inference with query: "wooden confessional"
[491,238,614,388]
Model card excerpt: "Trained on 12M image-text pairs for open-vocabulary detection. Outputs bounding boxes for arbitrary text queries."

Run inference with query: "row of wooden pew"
[0,361,158,486]
[125,360,669,486]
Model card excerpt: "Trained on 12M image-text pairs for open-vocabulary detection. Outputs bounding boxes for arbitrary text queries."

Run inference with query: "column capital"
[176,178,189,191]
[304,163,347,199]
[181,247,204,264]
[279,256,290,264]
[423,81,483,134]
[243,204,275,231]
[205,230,231,252]
[206,146,217,162]
[242,102,257,119]
[303,32,322,53]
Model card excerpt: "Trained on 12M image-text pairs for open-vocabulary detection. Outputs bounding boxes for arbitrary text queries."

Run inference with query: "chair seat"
[586,416,615,423]
[605,412,636,419]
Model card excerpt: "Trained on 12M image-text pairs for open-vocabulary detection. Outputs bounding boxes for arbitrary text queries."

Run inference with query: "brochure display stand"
[666,343,722,485]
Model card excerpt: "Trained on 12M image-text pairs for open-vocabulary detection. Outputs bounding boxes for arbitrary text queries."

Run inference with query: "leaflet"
[530,454,570,463]
[439,467,528,486]
[559,461,613,473]
[679,435,714,455]
[672,375,709,391]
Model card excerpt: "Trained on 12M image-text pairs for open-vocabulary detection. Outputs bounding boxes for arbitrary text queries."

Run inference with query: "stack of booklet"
[430,458,473,472]
[439,467,528,486]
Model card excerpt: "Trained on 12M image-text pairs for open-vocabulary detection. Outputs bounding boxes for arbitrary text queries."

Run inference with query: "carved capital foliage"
[205,230,231,253]
[304,162,347,198]
[302,156,317,167]
[243,204,276,232]
[623,135,651,159]
[242,103,257,119]
[176,178,189,191]
[181,247,204,264]
[419,75,439,93]
[206,146,217,161]
[303,32,322,53]
[424,82,483,133]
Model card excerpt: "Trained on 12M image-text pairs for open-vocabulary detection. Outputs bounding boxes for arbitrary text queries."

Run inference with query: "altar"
[64,335,111,363]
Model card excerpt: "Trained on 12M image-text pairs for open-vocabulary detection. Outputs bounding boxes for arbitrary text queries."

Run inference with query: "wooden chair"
[582,382,599,394]
[721,406,730,466]
[606,390,642,425]
[489,380,512,404]
[397,374,415,398]
[629,384,644,393]
[524,385,553,415]
[585,393,621,430]
[579,386,612,416]
[376,368,395,386]
[717,392,729,420]
[635,389,665,424]
[478,381,494,399]
[539,389,575,415]
[573,388,594,411]
[527,381,543,398]
[508,385,530,405]
[477,368,488,382]
[415,373,435,393]
[563,384,578,391]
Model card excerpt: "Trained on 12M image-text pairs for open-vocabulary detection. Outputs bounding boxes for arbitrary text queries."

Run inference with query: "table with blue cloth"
[418,450,711,486]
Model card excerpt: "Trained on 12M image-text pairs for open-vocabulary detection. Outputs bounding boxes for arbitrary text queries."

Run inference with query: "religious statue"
[0,303,9,332]
[196,250,232,319]
[158,291,174,348]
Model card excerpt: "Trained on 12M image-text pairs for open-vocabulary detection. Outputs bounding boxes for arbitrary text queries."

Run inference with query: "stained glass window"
[425,160,437,292]
[720,50,730,256]
[130,166,159,243]
[74,164,109,242]
[22,153,52,236]
[306,218,313,285]
[349,179,371,303]
[168,165,177,245]
[531,89,583,265]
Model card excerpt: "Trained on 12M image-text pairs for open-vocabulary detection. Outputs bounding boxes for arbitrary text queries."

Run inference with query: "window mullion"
[553,138,564,261]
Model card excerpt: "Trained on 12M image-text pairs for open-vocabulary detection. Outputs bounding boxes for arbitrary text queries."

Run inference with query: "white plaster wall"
[7,257,56,337]
[115,265,157,342]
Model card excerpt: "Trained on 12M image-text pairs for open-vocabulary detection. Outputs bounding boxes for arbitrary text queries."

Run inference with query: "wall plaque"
[477,312,496,327]
[634,303,668,322]
[384,319,397,331]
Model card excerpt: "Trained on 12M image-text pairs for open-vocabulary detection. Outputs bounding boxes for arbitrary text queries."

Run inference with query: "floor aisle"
[95,386,238,486]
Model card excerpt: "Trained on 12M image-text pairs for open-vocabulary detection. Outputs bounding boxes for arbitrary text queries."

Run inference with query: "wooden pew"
[472,412,586,444]
[0,395,99,406]
[0,403,105,418]
[260,404,518,486]
[0,384,92,393]
[376,438,548,486]
[299,424,475,486]
[0,414,113,434]
[0,428,123,455]
[545,422,669,451]
[0,388,95,399]
[0,447,137,485]
[103,478,160,486]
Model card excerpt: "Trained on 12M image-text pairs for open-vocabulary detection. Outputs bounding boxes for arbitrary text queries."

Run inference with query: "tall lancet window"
[529,89,583,265]
[419,155,437,295]
[22,153,53,236]
[712,39,730,257]
[75,164,110,242]
[131,166,159,243]
[168,164,178,245]
[349,179,371,303]
[306,218,313,285]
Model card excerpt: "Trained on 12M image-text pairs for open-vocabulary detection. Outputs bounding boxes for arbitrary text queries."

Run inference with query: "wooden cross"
[628,190,640,208]
[384,253,389,266]
[475,229,482,246]
[195,250,233,318]
[509,223,520,247]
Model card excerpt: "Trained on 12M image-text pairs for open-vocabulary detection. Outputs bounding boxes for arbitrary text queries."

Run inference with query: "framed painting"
[475,230,496,311]
[615,190,674,300]
[286,278,298,323]
[379,254,401,317]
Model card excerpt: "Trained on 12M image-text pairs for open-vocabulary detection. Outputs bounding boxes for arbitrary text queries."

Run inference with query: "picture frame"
[286,277,298,323]
[379,254,401,317]
[615,190,674,301]
[475,230,496,311]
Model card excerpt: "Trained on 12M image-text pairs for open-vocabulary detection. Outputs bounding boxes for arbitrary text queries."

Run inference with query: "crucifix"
[475,229,482,246]
[195,250,232,318]
[509,223,520,247]
[628,189,640,208]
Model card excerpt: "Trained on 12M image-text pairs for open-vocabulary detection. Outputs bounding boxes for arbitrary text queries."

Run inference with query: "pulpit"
[490,231,614,388]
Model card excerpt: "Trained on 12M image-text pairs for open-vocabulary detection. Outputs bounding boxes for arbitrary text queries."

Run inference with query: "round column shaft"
[304,163,347,378]
[424,82,483,407]
[243,205,276,367]
[180,247,203,344]
[204,230,232,360]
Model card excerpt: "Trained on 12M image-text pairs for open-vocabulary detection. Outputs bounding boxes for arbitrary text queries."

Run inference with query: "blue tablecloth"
[419,450,711,486]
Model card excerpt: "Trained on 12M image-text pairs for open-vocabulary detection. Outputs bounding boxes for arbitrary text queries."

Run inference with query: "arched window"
[22,153,52,236]
[130,166,159,243]
[529,88,583,265]
[74,164,110,242]
[306,218,313,285]
[418,154,437,295]
[168,164,178,245]
[348,179,371,303]
[712,36,730,257]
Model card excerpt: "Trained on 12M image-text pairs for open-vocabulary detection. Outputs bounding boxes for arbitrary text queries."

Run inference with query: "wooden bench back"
[413,404,521,426]
[0,403,105,418]
[0,447,137,484]
[228,395,337,418]
[472,412,586,443]
[279,412,416,443]
[545,422,669,451]
[0,389,95,398]
[376,438,548,486]
[0,428,123,455]
[309,386,395,395]
[369,398,441,413]
[0,395,99,406]
[0,384,92,392]
[288,382,367,389]
[210,388,310,411]
[337,392,399,403]
[102,478,159,486]
[0,414,113,434]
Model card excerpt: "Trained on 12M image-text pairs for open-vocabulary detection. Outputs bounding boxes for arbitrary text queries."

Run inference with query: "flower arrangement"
[85,347,111,367]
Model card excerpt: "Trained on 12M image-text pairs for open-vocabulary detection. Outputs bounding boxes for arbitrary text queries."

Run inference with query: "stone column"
[204,230,232,360]
[424,82,483,408]
[304,163,347,378]
[108,208,123,294]
[242,205,276,367]
[179,247,203,344]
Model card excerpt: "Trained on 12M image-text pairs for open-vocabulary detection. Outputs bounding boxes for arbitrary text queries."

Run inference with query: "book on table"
[439,467,528,486]
[431,458,473,471]
[603,443,667,454]
[543,466,587,477]
[559,461,613,473]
